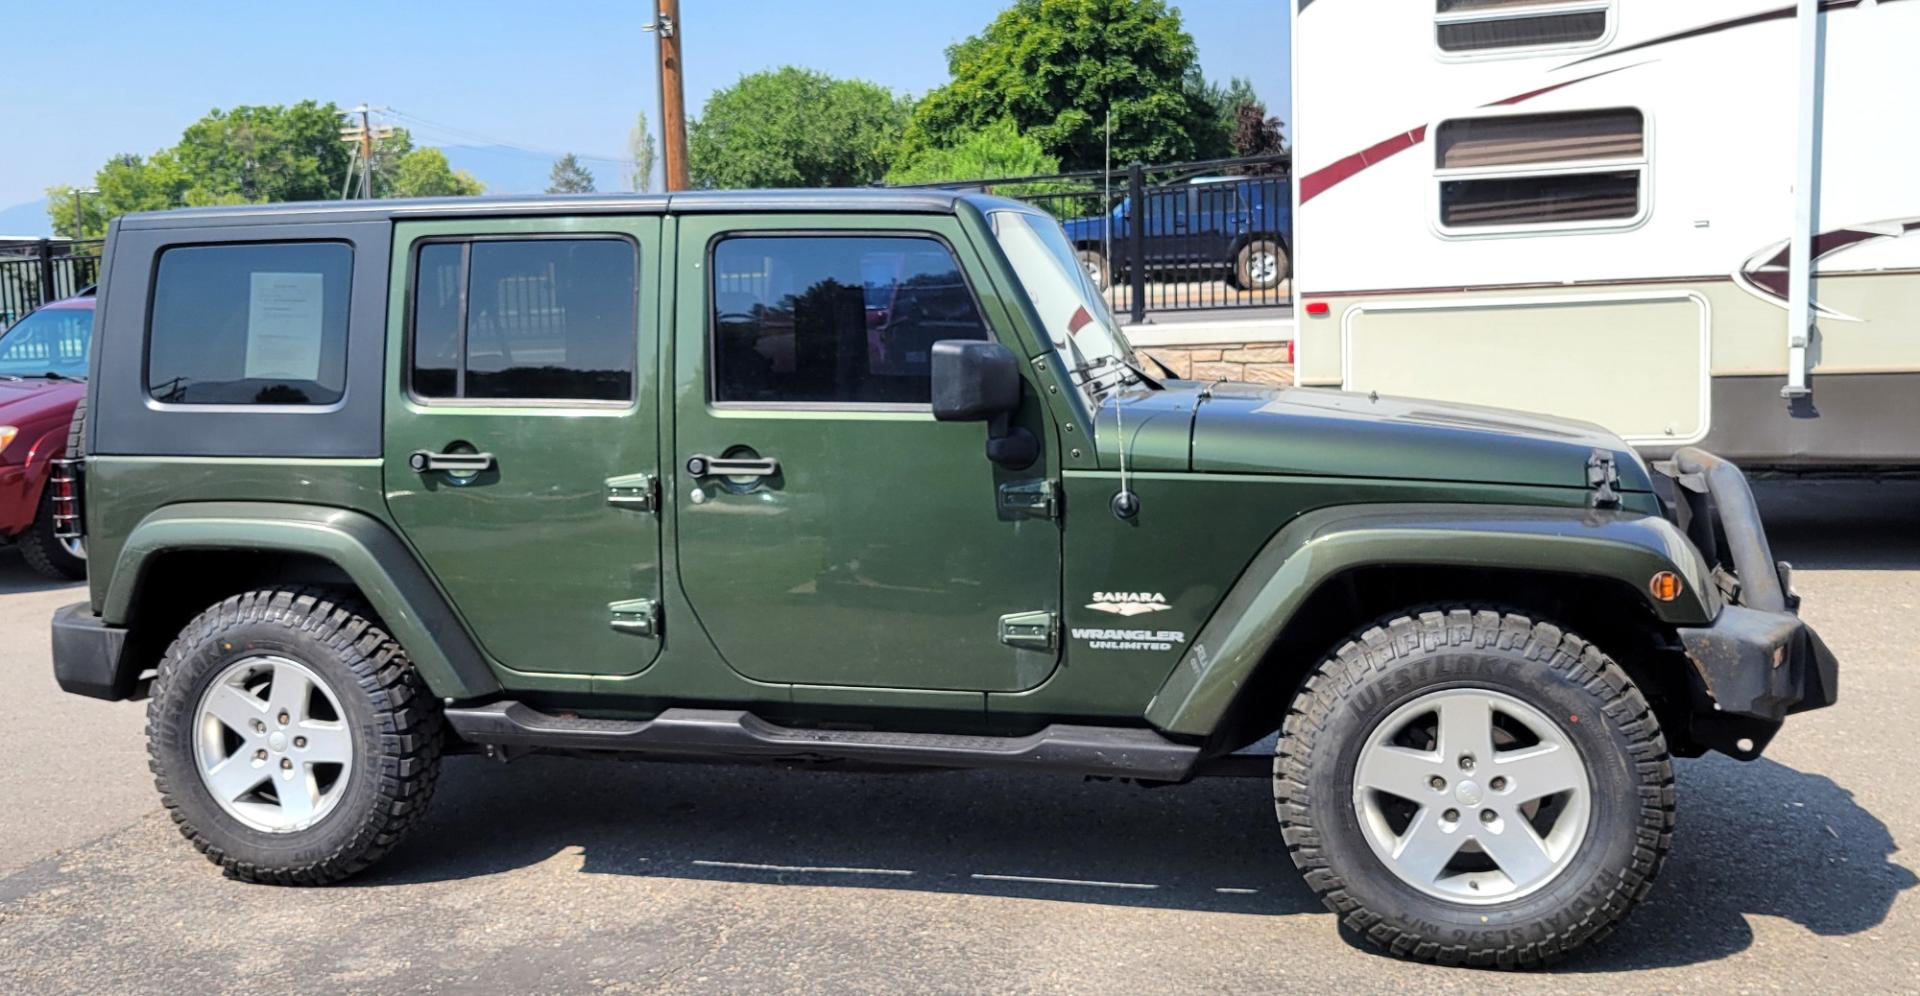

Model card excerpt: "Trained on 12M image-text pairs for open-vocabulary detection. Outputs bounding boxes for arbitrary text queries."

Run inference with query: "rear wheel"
[1274,609,1674,967]
[147,588,443,884]
[16,488,84,580]
[1235,239,1289,290]
[1076,248,1111,290]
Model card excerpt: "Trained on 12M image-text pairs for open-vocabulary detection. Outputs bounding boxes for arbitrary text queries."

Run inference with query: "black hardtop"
[115,188,1033,230]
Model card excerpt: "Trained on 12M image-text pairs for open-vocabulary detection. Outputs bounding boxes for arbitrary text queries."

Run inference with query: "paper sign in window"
[245,271,326,382]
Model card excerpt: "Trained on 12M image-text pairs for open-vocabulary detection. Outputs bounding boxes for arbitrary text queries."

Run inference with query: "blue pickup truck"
[1062,175,1292,292]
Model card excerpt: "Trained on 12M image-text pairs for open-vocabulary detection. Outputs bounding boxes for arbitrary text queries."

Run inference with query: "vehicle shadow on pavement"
[0,550,84,596]
[1562,755,1915,971]
[1756,480,1920,571]
[362,748,1912,967]
[362,755,1319,916]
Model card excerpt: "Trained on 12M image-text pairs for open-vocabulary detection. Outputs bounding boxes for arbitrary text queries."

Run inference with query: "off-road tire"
[1235,238,1289,290]
[16,488,84,580]
[1274,609,1675,968]
[147,587,443,884]
[1076,248,1112,290]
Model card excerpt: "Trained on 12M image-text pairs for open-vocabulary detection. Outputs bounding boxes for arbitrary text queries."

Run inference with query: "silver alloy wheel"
[1351,688,1592,904]
[58,535,85,560]
[193,655,353,833]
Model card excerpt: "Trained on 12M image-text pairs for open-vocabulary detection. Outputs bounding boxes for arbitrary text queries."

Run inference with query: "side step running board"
[444,702,1202,781]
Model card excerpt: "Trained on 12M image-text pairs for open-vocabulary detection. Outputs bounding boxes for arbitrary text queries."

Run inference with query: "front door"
[673,215,1061,692]
[384,218,663,677]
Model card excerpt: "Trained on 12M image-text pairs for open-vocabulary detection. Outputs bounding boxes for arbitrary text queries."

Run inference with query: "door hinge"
[999,610,1057,652]
[608,598,662,637]
[606,472,659,513]
[997,479,1060,520]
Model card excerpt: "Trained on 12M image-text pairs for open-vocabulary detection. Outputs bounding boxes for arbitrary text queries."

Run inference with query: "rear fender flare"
[102,501,501,701]
[1144,503,1717,737]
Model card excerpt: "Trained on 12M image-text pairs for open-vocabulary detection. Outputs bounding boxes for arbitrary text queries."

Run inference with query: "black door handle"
[686,453,779,478]
[409,450,496,474]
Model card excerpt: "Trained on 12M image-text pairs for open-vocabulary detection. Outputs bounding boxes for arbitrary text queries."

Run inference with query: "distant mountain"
[440,145,633,195]
[0,199,51,238]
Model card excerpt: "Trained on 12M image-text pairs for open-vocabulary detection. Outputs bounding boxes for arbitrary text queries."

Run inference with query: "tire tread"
[1273,608,1676,968]
[146,586,443,885]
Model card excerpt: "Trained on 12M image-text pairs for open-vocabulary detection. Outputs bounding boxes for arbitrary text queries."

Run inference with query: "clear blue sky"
[2,0,1287,213]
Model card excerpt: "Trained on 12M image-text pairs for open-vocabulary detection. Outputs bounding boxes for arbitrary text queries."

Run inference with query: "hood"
[0,378,84,423]
[1095,381,1651,492]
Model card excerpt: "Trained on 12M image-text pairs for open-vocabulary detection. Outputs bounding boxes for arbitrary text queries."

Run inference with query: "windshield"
[0,306,92,379]
[988,209,1138,400]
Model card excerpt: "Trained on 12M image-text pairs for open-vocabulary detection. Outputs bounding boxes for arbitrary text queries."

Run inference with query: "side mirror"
[931,340,1038,470]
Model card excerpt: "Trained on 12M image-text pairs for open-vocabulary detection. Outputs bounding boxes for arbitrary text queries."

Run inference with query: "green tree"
[689,67,909,188]
[47,104,482,237]
[903,0,1218,172]
[47,153,188,239]
[171,100,354,204]
[626,111,658,192]
[547,153,597,194]
[385,147,485,198]
[887,118,1060,185]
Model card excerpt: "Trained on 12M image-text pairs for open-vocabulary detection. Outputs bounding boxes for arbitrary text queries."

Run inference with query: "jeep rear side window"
[146,242,352,406]
[409,238,636,403]
[710,235,988,406]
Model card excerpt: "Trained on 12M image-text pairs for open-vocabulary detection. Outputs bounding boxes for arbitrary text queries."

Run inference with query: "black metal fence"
[904,153,1291,321]
[0,240,103,332]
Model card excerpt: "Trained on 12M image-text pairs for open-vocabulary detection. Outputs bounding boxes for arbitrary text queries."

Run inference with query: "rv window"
[1434,107,1646,233]
[1437,109,1644,169]
[1441,172,1639,227]
[1435,0,1609,54]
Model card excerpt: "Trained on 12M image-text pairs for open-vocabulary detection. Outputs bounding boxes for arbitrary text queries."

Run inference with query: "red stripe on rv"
[1298,126,1427,205]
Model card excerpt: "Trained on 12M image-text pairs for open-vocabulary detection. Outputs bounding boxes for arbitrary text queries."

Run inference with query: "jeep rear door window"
[146,242,352,405]
[710,235,988,406]
[408,238,636,403]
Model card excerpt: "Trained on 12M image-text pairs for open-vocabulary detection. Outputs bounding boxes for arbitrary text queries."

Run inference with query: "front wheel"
[147,587,444,884]
[1275,609,1674,967]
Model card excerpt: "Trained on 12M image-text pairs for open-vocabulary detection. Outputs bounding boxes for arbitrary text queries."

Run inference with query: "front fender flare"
[1145,503,1716,737]
[103,501,502,701]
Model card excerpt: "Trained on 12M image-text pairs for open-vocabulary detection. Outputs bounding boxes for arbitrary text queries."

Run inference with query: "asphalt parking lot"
[1,481,1916,995]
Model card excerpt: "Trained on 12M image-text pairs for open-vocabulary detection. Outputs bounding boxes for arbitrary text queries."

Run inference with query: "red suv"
[0,293,92,579]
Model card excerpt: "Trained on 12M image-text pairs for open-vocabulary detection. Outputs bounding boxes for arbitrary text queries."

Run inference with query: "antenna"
[1109,370,1139,521]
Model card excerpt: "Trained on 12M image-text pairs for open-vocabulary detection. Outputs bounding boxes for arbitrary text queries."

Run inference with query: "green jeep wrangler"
[49,190,1836,966]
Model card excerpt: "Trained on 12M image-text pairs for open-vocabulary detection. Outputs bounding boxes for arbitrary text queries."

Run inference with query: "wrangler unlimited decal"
[1071,627,1187,651]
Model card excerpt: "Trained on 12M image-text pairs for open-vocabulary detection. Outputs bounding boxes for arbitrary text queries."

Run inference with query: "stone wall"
[1141,344,1294,385]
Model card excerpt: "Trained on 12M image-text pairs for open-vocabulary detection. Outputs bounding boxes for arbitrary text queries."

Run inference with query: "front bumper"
[1657,448,1839,759]
[50,601,134,700]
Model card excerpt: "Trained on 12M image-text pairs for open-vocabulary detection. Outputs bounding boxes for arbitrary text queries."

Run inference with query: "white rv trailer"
[1291,0,1919,467]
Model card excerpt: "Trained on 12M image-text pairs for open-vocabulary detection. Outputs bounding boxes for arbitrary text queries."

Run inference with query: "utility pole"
[339,105,394,199]
[73,187,97,241]
[647,0,691,191]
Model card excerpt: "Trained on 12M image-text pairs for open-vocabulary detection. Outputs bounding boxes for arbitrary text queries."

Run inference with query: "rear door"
[671,212,1062,693]
[384,217,664,677]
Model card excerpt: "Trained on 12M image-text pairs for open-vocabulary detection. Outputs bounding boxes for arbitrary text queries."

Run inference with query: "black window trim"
[1433,0,1614,59]
[141,237,356,414]
[403,231,642,411]
[702,227,1000,414]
